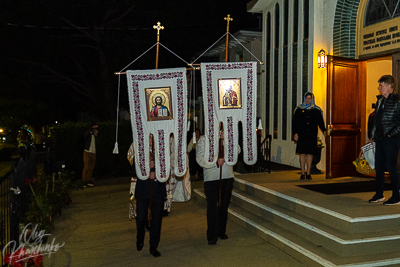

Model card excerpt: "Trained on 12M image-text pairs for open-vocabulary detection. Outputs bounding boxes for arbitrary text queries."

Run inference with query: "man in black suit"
[135,135,166,257]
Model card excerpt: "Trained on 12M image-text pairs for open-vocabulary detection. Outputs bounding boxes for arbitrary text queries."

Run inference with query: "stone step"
[234,178,400,234]
[193,180,400,266]
[230,187,400,257]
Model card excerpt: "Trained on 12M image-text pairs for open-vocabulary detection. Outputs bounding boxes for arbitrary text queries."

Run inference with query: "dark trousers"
[375,136,400,200]
[204,178,234,241]
[136,196,165,249]
[189,150,202,176]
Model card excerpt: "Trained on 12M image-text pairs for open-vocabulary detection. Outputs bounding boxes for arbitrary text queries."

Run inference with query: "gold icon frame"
[217,78,242,109]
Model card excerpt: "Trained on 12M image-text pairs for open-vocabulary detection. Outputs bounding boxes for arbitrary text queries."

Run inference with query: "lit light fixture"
[318,49,327,68]
[257,119,263,130]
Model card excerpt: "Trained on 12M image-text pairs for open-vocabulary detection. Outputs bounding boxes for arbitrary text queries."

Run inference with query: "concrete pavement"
[42,175,306,267]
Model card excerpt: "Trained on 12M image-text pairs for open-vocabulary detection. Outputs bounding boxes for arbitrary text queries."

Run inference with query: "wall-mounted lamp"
[318,49,327,68]
[257,119,263,130]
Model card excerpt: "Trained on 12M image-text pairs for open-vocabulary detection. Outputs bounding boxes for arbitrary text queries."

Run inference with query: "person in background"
[17,129,31,160]
[163,135,175,216]
[32,127,45,152]
[82,123,99,187]
[127,142,137,221]
[369,75,400,205]
[187,128,203,181]
[292,92,326,180]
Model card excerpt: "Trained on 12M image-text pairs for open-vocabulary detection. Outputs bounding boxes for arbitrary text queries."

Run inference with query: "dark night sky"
[0,0,261,125]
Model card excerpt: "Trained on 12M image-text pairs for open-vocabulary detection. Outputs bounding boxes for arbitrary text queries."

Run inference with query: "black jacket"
[372,93,400,139]
[292,108,326,141]
[83,129,99,151]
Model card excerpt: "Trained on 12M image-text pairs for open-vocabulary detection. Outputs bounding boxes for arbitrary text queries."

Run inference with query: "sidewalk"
[43,176,306,267]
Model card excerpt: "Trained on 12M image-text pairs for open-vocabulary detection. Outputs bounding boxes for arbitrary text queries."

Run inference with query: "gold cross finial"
[224,14,233,32]
[153,22,164,35]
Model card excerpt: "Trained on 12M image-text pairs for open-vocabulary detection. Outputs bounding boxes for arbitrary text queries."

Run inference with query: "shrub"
[50,121,133,178]
[0,143,18,161]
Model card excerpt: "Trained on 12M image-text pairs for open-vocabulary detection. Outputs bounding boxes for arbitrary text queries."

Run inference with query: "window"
[303,0,309,40]
[265,12,271,136]
[273,4,279,139]
[365,0,400,26]
[303,0,309,95]
[293,0,299,43]
[282,0,289,140]
[284,0,289,46]
[275,4,280,49]
[267,13,271,52]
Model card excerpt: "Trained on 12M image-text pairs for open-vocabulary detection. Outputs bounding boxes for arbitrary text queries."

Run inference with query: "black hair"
[90,122,98,130]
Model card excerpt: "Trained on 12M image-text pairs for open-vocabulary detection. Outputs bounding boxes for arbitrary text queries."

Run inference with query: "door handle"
[327,125,333,136]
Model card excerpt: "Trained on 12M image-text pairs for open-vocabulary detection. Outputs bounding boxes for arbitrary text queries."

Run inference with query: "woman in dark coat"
[293,92,326,180]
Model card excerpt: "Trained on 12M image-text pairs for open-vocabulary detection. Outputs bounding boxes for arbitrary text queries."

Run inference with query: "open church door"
[326,56,366,178]
[393,53,400,89]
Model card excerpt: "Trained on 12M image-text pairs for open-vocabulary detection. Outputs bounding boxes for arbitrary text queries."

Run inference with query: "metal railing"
[0,150,44,263]
[0,168,13,265]
[256,134,272,173]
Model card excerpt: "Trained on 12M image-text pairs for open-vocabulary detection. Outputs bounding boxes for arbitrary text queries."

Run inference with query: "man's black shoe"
[306,175,312,180]
[369,195,385,203]
[383,198,400,206]
[219,234,228,240]
[136,241,143,251]
[150,248,161,257]
[208,238,217,245]
[300,175,305,180]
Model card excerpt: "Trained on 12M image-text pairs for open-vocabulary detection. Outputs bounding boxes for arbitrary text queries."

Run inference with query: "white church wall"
[309,0,338,171]
[251,0,341,170]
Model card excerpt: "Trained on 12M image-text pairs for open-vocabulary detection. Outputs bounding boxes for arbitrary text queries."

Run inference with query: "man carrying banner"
[196,126,240,245]
[135,134,166,257]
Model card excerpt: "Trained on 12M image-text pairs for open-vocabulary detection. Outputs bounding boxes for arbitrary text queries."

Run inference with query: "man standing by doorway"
[369,75,400,205]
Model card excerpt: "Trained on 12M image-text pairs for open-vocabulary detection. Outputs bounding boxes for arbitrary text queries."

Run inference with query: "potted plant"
[22,170,79,234]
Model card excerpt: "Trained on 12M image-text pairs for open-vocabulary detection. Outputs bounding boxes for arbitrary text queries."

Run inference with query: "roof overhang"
[202,30,262,57]
[247,0,266,13]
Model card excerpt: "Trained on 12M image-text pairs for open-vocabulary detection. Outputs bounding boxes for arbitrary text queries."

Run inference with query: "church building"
[247,0,400,178]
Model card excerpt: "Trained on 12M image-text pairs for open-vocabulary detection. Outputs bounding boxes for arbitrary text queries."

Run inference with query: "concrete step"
[234,178,400,234]
[230,187,400,257]
[193,178,400,266]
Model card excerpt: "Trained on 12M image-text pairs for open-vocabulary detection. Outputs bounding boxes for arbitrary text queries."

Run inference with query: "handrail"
[257,134,272,173]
[260,136,270,149]
[0,170,13,184]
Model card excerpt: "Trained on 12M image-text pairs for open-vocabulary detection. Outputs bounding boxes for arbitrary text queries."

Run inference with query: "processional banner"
[200,62,257,166]
[126,68,187,182]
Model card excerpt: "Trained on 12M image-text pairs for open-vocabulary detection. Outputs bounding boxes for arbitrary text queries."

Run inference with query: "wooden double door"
[326,54,400,178]
[326,56,366,178]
